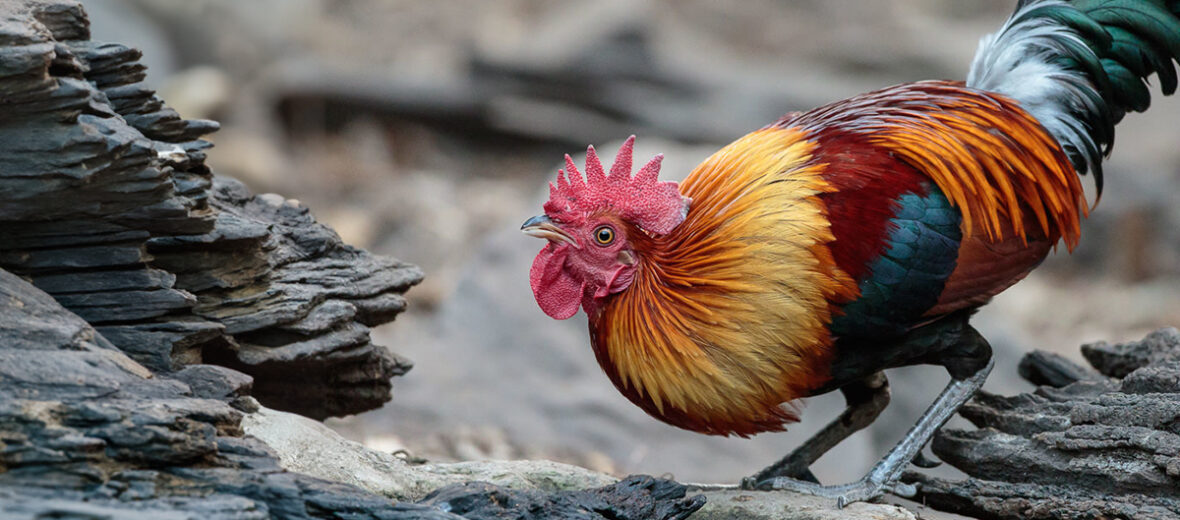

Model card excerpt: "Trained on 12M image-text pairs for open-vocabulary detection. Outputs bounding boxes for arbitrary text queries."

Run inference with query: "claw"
[746,326,994,509]
[911,451,942,468]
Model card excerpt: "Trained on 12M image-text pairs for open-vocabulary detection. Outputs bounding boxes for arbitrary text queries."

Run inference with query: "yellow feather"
[593,127,857,436]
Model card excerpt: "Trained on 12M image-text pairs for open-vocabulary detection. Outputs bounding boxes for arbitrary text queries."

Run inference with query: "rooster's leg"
[752,324,993,507]
[743,371,891,486]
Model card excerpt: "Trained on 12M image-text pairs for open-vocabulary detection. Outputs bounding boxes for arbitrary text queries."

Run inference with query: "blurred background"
[89,0,1180,488]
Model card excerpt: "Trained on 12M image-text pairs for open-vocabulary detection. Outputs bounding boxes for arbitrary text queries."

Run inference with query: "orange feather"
[588,128,857,437]
[790,80,1087,250]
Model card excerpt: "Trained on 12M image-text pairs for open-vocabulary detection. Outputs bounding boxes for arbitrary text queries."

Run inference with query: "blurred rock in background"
[87,0,1180,485]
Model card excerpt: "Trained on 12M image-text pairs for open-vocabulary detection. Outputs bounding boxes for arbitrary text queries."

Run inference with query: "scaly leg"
[754,324,994,507]
[743,372,891,486]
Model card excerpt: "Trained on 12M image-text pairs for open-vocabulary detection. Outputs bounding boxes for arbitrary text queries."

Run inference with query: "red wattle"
[530,245,584,320]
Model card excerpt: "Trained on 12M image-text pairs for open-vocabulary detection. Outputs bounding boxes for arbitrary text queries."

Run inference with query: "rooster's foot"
[750,475,917,507]
[746,347,993,507]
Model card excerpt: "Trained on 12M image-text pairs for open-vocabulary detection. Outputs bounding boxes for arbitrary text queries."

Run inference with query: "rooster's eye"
[593,225,615,246]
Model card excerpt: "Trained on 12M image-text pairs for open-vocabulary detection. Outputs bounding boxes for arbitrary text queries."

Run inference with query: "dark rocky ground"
[4,1,1180,519]
[906,329,1180,519]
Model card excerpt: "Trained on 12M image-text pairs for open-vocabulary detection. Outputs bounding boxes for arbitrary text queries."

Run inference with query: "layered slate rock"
[148,177,419,419]
[0,0,421,419]
[0,268,404,518]
[418,476,703,520]
[905,328,1180,519]
[0,268,706,520]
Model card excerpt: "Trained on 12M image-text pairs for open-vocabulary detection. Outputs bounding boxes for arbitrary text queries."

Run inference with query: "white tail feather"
[967,1,1104,175]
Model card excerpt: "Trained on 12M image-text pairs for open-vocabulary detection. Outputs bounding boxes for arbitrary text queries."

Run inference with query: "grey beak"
[521,215,578,247]
[521,214,551,230]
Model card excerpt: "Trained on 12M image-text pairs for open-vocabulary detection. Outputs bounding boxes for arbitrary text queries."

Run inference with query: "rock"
[690,489,916,520]
[0,267,426,519]
[1081,327,1180,379]
[1017,349,1108,388]
[903,327,1180,519]
[0,0,421,420]
[0,4,711,518]
[174,364,255,400]
[154,175,422,419]
[242,404,926,519]
[241,406,618,501]
[419,476,704,520]
[0,266,711,519]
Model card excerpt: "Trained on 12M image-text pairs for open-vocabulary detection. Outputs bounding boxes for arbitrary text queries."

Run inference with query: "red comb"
[543,136,690,235]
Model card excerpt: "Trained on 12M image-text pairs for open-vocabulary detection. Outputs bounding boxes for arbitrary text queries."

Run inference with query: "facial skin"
[561,214,639,298]
[525,137,688,319]
[523,213,640,319]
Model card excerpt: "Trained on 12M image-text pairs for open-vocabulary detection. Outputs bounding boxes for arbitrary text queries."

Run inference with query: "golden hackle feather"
[592,127,857,437]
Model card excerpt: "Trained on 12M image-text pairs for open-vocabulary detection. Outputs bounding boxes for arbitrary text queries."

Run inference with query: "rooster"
[522,0,1180,505]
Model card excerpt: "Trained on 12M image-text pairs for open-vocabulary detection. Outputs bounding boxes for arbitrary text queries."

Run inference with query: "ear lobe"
[596,263,635,299]
[530,246,584,320]
[617,250,636,266]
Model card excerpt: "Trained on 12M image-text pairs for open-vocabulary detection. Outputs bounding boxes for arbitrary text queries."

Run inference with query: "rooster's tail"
[968,0,1180,193]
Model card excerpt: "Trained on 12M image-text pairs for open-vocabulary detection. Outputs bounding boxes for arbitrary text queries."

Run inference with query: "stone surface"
[0,266,713,519]
[691,489,916,520]
[420,476,704,520]
[242,406,619,501]
[242,402,924,520]
[903,328,1180,519]
[0,0,421,420]
[0,265,715,519]
[0,268,421,519]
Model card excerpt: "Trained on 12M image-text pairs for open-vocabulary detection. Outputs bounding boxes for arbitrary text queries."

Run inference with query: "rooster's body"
[523,0,1180,503]
[591,81,1085,437]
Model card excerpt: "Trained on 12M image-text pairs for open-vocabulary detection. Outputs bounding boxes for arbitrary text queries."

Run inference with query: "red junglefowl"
[522,0,1180,506]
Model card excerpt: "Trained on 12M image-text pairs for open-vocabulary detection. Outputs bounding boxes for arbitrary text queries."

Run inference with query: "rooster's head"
[522,136,690,319]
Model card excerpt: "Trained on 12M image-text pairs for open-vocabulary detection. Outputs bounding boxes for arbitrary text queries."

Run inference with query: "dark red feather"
[791,124,929,281]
